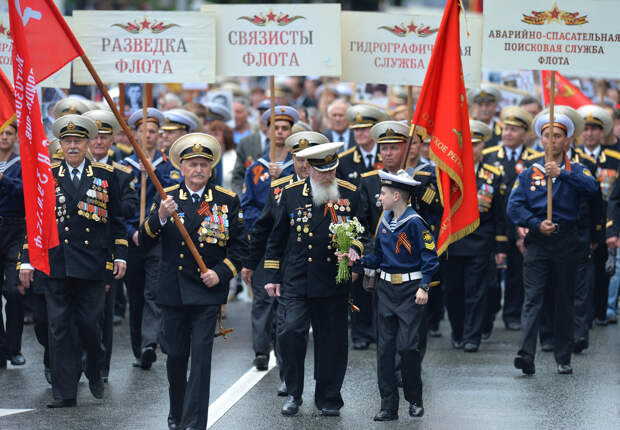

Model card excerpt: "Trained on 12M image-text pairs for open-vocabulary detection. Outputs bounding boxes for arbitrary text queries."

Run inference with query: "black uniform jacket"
[140,183,248,307]
[264,177,363,299]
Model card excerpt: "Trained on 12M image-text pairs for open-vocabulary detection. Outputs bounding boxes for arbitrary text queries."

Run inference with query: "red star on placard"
[407,21,417,33]
[550,5,560,19]
[140,18,150,30]
[266,10,276,22]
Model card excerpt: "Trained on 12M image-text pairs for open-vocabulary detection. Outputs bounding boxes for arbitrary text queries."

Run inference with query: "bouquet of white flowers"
[329,217,365,284]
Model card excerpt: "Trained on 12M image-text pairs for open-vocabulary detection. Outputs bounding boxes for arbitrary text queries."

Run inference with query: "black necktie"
[366,154,373,169]
[192,193,200,204]
[72,168,80,190]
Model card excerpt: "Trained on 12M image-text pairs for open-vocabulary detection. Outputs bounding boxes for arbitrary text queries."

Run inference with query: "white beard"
[310,177,340,206]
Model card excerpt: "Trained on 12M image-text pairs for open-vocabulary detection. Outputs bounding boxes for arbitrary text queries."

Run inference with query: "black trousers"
[45,278,105,400]
[0,220,25,360]
[32,291,50,368]
[591,244,610,321]
[519,230,579,365]
[350,275,377,344]
[125,242,161,358]
[160,304,219,430]
[279,295,348,410]
[503,241,524,325]
[101,280,119,377]
[376,279,425,410]
[444,254,489,345]
[483,259,501,334]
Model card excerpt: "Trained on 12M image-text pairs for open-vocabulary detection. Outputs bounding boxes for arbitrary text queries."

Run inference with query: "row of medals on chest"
[55,179,109,223]
[290,200,351,242]
[198,203,229,246]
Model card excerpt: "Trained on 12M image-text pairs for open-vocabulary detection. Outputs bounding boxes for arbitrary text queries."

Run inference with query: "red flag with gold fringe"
[411,0,479,256]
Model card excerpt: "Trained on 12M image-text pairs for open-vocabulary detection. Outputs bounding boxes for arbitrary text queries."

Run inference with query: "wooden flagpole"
[546,70,556,221]
[269,76,276,161]
[118,83,126,120]
[78,56,208,273]
[139,85,149,224]
[407,85,413,125]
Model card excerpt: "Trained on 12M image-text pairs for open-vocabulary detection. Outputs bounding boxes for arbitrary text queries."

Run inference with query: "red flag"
[411,0,479,256]
[10,0,59,274]
[541,70,593,109]
[10,0,82,84]
[0,69,16,132]
[471,0,483,13]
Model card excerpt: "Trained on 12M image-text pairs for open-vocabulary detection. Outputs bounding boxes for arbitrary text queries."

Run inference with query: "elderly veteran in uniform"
[83,109,139,381]
[576,105,618,327]
[482,106,539,333]
[140,133,247,430]
[121,107,180,370]
[53,97,92,119]
[508,113,597,375]
[353,170,439,421]
[469,85,503,147]
[241,106,298,233]
[0,118,26,369]
[19,114,128,407]
[336,104,389,185]
[160,109,201,153]
[243,131,326,381]
[264,142,363,417]
[443,121,507,353]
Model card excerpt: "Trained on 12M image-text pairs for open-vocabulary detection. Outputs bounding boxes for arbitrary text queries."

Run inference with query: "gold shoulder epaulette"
[91,161,114,172]
[336,178,357,192]
[116,143,133,154]
[285,179,305,190]
[215,185,237,197]
[482,145,501,155]
[163,184,180,193]
[604,148,620,160]
[578,152,596,164]
[51,161,61,169]
[338,147,356,158]
[483,163,501,176]
[413,170,431,176]
[112,161,132,174]
[271,174,294,188]
[361,170,379,178]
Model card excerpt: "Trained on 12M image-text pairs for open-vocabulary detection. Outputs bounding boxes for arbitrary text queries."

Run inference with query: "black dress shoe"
[113,315,123,326]
[89,378,104,399]
[505,322,521,331]
[409,403,424,417]
[451,338,464,349]
[541,343,554,352]
[573,337,588,353]
[607,314,618,324]
[132,358,143,368]
[557,364,573,374]
[594,318,608,326]
[277,381,288,396]
[253,354,268,371]
[464,343,479,353]
[0,359,6,369]
[481,331,491,340]
[514,354,535,375]
[44,367,52,385]
[320,407,340,416]
[47,399,76,408]
[10,353,26,366]
[167,416,180,430]
[353,340,370,350]
[373,409,398,421]
[281,396,302,416]
[140,346,156,370]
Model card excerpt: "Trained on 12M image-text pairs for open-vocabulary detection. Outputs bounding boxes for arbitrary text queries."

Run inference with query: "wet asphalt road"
[1,300,620,430]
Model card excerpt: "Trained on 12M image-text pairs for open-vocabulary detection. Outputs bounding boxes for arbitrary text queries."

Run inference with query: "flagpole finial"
[457,0,471,37]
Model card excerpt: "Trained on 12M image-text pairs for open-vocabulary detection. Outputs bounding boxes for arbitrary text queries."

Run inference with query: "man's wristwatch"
[420,284,430,292]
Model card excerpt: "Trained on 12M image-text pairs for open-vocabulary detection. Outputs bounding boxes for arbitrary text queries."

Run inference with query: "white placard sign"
[72,11,215,84]
[202,3,341,77]
[341,11,482,88]
[483,0,620,77]
[0,13,71,88]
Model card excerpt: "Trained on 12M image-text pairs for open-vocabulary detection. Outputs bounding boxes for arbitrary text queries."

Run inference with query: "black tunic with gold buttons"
[139,183,248,306]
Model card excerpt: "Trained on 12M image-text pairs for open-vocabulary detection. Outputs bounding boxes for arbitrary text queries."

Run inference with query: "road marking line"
[0,409,33,418]
[207,351,276,429]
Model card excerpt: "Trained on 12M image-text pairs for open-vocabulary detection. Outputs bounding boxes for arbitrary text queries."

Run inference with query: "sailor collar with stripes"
[380,206,423,233]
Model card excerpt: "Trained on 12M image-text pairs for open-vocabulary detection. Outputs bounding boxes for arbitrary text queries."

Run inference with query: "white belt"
[379,271,422,285]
